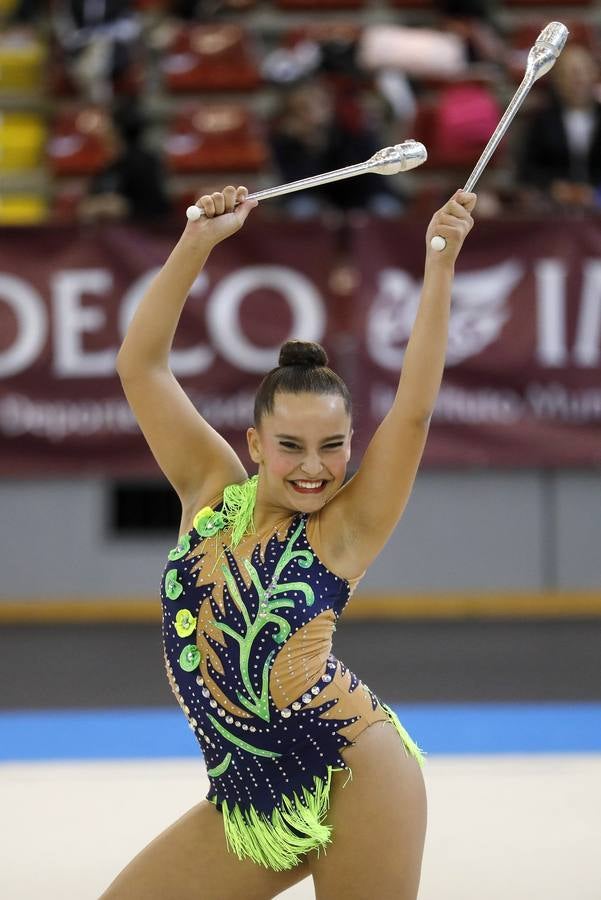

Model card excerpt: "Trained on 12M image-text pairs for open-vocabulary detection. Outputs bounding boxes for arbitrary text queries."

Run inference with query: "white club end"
[431,235,447,252]
[186,205,202,222]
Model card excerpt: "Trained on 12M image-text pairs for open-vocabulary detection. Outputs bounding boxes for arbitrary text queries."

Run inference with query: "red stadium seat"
[47,108,112,176]
[281,23,362,48]
[162,24,261,92]
[166,104,269,172]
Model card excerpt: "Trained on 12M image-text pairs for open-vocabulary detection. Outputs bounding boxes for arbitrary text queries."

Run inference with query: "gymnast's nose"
[300,454,324,477]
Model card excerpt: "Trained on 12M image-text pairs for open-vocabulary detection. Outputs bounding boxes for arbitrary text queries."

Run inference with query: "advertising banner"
[1,218,600,475]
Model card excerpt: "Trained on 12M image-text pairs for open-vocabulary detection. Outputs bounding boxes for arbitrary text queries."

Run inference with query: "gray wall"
[0,470,599,601]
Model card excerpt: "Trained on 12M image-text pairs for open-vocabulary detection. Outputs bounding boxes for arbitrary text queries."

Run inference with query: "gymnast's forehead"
[260,391,351,434]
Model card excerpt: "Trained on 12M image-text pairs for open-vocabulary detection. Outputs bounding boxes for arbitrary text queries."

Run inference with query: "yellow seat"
[0,112,46,170]
[0,32,46,91]
[0,194,48,225]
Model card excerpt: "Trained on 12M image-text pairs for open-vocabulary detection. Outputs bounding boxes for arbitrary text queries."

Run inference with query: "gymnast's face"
[247,392,352,513]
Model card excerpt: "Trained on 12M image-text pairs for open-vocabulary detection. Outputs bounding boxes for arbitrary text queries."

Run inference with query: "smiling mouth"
[289,480,327,494]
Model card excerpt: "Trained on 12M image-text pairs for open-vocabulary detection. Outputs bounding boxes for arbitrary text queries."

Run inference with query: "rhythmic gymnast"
[102,184,476,900]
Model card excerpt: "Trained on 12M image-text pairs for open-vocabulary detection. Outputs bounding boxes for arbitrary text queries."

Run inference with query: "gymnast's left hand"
[425,190,477,265]
[184,185,258,248]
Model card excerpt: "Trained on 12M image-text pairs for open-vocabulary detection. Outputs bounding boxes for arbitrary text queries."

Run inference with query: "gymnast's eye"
[280,441,300,450]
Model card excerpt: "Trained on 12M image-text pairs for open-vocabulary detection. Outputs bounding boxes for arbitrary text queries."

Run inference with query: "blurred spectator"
[38,1,143,104]
[269,78,404,219]
[433,0,505,68]
[78,104,171,224]
[517,45,601,213]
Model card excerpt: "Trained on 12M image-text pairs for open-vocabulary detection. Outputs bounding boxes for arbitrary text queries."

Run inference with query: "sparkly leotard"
[160,482,424,871]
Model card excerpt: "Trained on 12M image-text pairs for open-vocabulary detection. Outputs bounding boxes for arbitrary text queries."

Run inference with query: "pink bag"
[433,83,500,164]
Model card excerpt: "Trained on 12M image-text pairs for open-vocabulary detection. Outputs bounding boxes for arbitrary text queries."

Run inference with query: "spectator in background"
[78,104,172,224]
[433,0,505,68]
[52,0,142,104]
[517,44,601,213]
[269,78,405,218]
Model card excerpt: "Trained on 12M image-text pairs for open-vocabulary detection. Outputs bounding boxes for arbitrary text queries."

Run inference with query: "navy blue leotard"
[160,485,424,871]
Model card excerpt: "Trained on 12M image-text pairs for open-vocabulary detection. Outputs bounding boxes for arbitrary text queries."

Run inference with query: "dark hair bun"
[279,340,328,368]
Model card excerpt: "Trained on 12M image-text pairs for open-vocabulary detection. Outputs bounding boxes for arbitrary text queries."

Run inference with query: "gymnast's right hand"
[184,185,258,246]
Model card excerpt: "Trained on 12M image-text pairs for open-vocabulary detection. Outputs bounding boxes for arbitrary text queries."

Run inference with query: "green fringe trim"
[212,765,349,871]
[212,709,423,872]
[381,702,427,769]
[221,475,259,550]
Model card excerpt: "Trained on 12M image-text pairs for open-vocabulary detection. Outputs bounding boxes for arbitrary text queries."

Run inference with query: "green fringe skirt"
[210,704,425,871]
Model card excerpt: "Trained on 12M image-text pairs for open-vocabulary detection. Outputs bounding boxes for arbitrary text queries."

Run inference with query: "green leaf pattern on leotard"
[211,519,314,725]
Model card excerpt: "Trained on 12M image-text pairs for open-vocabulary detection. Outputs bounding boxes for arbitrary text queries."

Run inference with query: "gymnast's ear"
[247,426,262,465]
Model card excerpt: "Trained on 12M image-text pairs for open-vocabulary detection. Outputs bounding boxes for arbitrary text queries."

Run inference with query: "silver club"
[186,140,427,220]
[431,21,569,252]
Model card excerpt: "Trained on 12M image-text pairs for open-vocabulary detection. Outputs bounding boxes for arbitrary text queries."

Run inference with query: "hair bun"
[279,340,328,368]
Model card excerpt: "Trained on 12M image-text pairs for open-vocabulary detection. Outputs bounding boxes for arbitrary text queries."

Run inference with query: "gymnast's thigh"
[307,721,428,900]
[99,797,310,900]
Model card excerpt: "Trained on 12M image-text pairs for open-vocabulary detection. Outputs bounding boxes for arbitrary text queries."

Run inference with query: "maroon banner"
[0,220,342,475]
[351,217,601,466]
[0,218,600,475]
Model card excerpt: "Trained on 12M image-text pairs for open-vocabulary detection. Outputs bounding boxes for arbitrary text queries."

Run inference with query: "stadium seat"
[0,113,46,171]
[165,104,269,172]
[0,31,46,92]
[161,24,261,92]
[281,23,362,48]
[0,194,47,225]
[47,108,112,176]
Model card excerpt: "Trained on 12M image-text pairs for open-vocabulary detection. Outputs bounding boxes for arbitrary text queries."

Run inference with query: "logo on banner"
[367,261,523,368]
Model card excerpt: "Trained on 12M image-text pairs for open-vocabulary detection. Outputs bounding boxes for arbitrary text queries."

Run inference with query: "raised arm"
[116,186,258,511]
[323,190,477,577]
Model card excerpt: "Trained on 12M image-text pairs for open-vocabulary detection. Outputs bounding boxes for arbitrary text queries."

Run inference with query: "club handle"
[430,235,447,252]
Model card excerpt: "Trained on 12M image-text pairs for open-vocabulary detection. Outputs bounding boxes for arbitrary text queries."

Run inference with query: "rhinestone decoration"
[217,708,226,717]
[281,709,292,718]
[226,715,234,724]
[322,674,332,683]
[311,686,320,695]
[202,688,210,698]
[292,701,302,710]
[209,699,218,708]
[302,693,312,704]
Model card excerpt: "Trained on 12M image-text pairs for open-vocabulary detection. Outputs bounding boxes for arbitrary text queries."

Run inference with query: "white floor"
[2,755,600,900]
